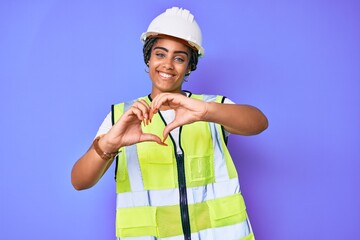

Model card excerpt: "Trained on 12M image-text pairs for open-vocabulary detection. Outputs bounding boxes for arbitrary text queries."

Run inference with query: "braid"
[189,49,198,72]
[142,37,199,75]
[143,38,157,65]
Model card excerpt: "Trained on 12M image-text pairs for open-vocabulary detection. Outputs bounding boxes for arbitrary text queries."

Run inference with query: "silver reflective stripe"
[201,94,217,102]
[117,178,239,208]
[162,219,252,240]
[203,94,230,182]
[123,100,147,196]
[194,218,252,240]
[125,144,145,193]
[208,121,230,182]
[121,101,151,207]
[116,218,252,240]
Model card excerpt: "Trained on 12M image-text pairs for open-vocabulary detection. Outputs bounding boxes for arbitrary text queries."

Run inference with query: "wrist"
[201,102,212,121]
[93,135,120,161]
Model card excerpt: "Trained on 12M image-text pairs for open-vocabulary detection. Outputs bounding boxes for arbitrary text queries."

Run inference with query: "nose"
[162,58,174,70]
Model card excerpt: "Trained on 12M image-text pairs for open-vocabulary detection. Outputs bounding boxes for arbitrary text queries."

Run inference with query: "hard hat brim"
[141,32,204,57]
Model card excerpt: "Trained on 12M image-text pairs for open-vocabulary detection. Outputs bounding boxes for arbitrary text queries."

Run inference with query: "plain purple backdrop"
[1,0,359,239]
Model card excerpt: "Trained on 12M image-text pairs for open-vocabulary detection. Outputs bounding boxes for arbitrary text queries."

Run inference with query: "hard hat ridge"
[165,7,194,22]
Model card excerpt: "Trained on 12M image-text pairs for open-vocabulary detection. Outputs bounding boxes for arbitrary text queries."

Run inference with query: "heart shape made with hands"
[111,93,208,148]
[145,93,208,143]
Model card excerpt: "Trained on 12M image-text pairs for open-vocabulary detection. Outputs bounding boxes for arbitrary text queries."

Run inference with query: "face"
[148,37,191,98]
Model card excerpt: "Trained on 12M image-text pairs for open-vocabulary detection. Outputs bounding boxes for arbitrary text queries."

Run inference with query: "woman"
[72,6,268,240]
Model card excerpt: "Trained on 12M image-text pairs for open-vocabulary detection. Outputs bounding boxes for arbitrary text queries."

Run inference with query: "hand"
[104,99,165,150]
[150,93,208,140]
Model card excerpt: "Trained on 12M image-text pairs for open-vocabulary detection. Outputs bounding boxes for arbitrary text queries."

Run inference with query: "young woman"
[72,7,268,240]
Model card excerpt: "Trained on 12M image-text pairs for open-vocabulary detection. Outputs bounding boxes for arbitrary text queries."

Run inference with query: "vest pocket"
[116,206,157,237]
[142,161,176,189]
[137,142,177,190]
[207,194,248,227]
[187,154,214,185]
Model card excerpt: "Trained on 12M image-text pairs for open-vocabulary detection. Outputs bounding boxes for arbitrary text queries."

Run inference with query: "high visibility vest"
[112,92,255,240]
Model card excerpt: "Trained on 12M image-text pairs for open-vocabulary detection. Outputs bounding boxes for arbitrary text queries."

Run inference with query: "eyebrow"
[153,46,189,56]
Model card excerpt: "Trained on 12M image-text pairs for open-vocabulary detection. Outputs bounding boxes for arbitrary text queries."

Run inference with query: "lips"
[158,71,175,79]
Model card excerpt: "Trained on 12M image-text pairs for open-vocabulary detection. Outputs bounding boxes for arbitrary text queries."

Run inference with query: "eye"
[155,52,165,58]
[174,56,185,63]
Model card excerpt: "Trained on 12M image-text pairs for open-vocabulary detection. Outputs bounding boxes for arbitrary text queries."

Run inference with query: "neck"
[150,90,186,100]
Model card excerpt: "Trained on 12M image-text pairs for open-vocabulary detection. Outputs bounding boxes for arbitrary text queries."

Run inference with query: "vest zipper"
[152,94,192,239]
[176,153,191,240]
[156,110,191,239]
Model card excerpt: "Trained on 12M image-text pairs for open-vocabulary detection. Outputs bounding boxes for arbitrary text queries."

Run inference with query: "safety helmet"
[141,7,204,57]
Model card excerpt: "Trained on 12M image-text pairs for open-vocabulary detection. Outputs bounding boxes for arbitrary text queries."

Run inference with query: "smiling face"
[148,37,191,98]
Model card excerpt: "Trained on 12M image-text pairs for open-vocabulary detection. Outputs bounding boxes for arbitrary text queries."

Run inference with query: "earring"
[184,72,190,82]
[144,63,149,73]
[183,71,191,82]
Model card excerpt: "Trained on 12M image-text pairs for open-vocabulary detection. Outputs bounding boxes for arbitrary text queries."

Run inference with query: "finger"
[139,99,151,124]
[162,120,180,141]
[162,134,168,145]
[134,100,151,122]
[131,100,151,121]
[131,105,145,121]
[151,93,172,110]
[150,93,164,108]
[137,99,151,113]
[149,106,159,122]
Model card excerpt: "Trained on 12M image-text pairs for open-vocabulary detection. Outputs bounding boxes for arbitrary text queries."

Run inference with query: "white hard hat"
[141,7,204,57]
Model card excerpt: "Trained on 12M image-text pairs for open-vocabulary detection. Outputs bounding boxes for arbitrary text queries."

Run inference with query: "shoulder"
[186,91,235,104]
[96,95,149,137]
[112,95,149,109]
[95,112,112,137]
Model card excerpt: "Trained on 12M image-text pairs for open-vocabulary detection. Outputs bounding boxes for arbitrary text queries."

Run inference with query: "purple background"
[1,0,359,239]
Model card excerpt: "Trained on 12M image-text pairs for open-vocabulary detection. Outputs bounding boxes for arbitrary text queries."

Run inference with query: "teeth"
[159,72,172,78]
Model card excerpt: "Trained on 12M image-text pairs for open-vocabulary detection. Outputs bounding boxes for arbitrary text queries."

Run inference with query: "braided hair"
[143,37,199,76]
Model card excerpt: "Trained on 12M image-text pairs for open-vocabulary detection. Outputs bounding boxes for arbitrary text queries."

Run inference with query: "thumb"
[163,121,180,142]
[139,133,167,146]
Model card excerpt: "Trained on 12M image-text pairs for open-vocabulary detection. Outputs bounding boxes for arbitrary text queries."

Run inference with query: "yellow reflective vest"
[112,92,255,240]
